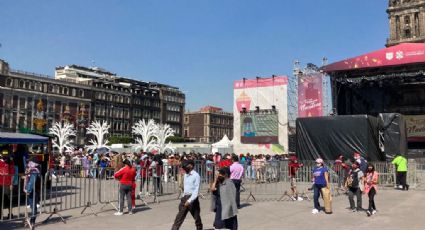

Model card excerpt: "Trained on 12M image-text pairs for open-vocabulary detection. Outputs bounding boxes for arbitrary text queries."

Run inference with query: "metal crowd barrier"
[0,172,43,230]
[2,158,425,228]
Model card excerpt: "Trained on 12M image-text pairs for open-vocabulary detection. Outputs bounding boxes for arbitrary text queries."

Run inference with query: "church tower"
[387,0,425,46]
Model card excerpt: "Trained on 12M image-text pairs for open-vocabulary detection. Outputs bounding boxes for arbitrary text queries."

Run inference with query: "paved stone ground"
[1,189,425,230]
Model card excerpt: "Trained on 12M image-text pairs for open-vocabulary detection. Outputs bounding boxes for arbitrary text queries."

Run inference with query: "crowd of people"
[1,144,412,229]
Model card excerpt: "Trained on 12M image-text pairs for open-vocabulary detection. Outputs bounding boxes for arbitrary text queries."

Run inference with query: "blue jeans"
[28,191,38,224]
[90,168,97,178]
[313,184,325,210]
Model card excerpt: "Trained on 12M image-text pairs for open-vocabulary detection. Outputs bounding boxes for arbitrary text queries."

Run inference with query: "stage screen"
[240,112,278,144]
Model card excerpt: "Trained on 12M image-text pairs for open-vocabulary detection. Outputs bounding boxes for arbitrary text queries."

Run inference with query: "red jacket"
[0,160,15,186]
[114,165,136,186]
[140,159,152,178]
[219,159,232,168]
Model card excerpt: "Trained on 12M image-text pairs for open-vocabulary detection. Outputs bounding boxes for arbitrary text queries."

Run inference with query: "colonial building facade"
[387,0,425,46]
[184,106,233,143]
[0,59,185,145]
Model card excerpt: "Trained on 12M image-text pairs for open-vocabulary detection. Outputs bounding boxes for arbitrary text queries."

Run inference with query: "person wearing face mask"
[364,163,379,217]
[171,160,203,230]
[211,167,238,230]
[311,158,330,214]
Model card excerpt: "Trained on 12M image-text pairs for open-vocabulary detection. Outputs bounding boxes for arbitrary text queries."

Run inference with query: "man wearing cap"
[171,160,203,230]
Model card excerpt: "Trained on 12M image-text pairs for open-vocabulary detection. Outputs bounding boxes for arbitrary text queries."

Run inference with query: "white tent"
[212,135,233,154]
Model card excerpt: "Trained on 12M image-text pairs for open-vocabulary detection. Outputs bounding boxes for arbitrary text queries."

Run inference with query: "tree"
[48,121,76,155]
[85,120,110,152]
[132,119,158,152]
[154,124,175,154]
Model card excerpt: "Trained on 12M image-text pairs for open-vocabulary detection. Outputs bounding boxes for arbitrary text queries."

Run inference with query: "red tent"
[322,43,425,72]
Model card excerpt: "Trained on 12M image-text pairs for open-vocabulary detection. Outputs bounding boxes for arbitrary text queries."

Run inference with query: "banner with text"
[405,115,425,142]
[298,73,323,117]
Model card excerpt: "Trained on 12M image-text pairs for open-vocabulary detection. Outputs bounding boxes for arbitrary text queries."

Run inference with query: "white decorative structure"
[132,119,158,152]
[49,121,77,155]
[85,120,110,152]
[154,123,175,154]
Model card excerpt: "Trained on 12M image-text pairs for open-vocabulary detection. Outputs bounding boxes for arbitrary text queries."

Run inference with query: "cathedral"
[387,0,425,46]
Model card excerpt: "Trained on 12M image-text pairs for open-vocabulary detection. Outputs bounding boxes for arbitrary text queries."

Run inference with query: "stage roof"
[322,43,425,73]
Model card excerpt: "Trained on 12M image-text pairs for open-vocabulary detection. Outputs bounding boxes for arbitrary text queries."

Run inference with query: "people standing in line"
[364,163,379,217]
[311,158,329,214]
[171,160,203,230]
[253,155,266,183]
[150,155,164,196]
[346,162,364,212]
[288,156,304,201]
[211,167,238,230]
[139,153,152,196]
[245,153,253,180]
[391,154,409,191]
[114,159,136,216]
[230,155,244,209]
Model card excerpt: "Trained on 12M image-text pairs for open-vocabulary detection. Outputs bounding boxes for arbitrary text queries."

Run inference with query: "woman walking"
[211,167,238,230]
[365,163,379,216]
[114,159,136,215]
[311,158,330,214]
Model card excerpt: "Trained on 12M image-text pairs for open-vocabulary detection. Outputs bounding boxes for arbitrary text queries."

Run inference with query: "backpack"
[347,170,359,188]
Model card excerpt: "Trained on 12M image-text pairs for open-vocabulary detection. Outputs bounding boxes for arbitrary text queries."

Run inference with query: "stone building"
[184,106,233,143]
[387,0,425,46]
[0,59,185,145]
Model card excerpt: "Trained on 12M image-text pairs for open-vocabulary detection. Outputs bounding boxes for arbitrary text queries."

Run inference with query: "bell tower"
[387,0,425,46]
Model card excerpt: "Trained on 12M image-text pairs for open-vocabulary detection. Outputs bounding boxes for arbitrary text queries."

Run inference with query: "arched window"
[24,81,30,89]
[6,78,13,87]
[79,90,84,97]
[19,80,24,88]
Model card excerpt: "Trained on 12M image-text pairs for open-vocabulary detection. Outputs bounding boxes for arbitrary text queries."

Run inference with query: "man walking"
[171,160,203,230]
[230,154,244,208]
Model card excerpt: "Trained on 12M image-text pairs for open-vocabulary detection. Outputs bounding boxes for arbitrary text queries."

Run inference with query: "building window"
[6,78,13,87]
[79,90,84,97]
[72,88,76,96]
[19,80,24,88]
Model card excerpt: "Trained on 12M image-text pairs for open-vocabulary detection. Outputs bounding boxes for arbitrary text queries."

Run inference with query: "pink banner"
[298,74,323,117]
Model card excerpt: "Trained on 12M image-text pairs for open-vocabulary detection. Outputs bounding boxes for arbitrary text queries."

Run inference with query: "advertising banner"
[298,73,323,117]
[233,76,288,154]
[405,115,425,142]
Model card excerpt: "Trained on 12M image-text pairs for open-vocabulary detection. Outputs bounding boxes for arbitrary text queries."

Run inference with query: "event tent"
[0,132,49,144]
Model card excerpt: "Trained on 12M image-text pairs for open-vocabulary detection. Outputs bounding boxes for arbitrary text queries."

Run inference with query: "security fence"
[1,159,424,228]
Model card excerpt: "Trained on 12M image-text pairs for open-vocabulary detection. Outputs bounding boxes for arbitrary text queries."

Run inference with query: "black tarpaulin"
[378,113,408,157]
[296,115,384,161]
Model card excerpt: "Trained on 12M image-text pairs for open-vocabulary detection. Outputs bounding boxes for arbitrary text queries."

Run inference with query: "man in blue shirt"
[171,160,203,230]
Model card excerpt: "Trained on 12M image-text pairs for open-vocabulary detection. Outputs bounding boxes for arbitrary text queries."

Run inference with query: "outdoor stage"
[323,43,425,152]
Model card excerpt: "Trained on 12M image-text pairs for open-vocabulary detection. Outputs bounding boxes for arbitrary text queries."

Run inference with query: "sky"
[0,0,388,112]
